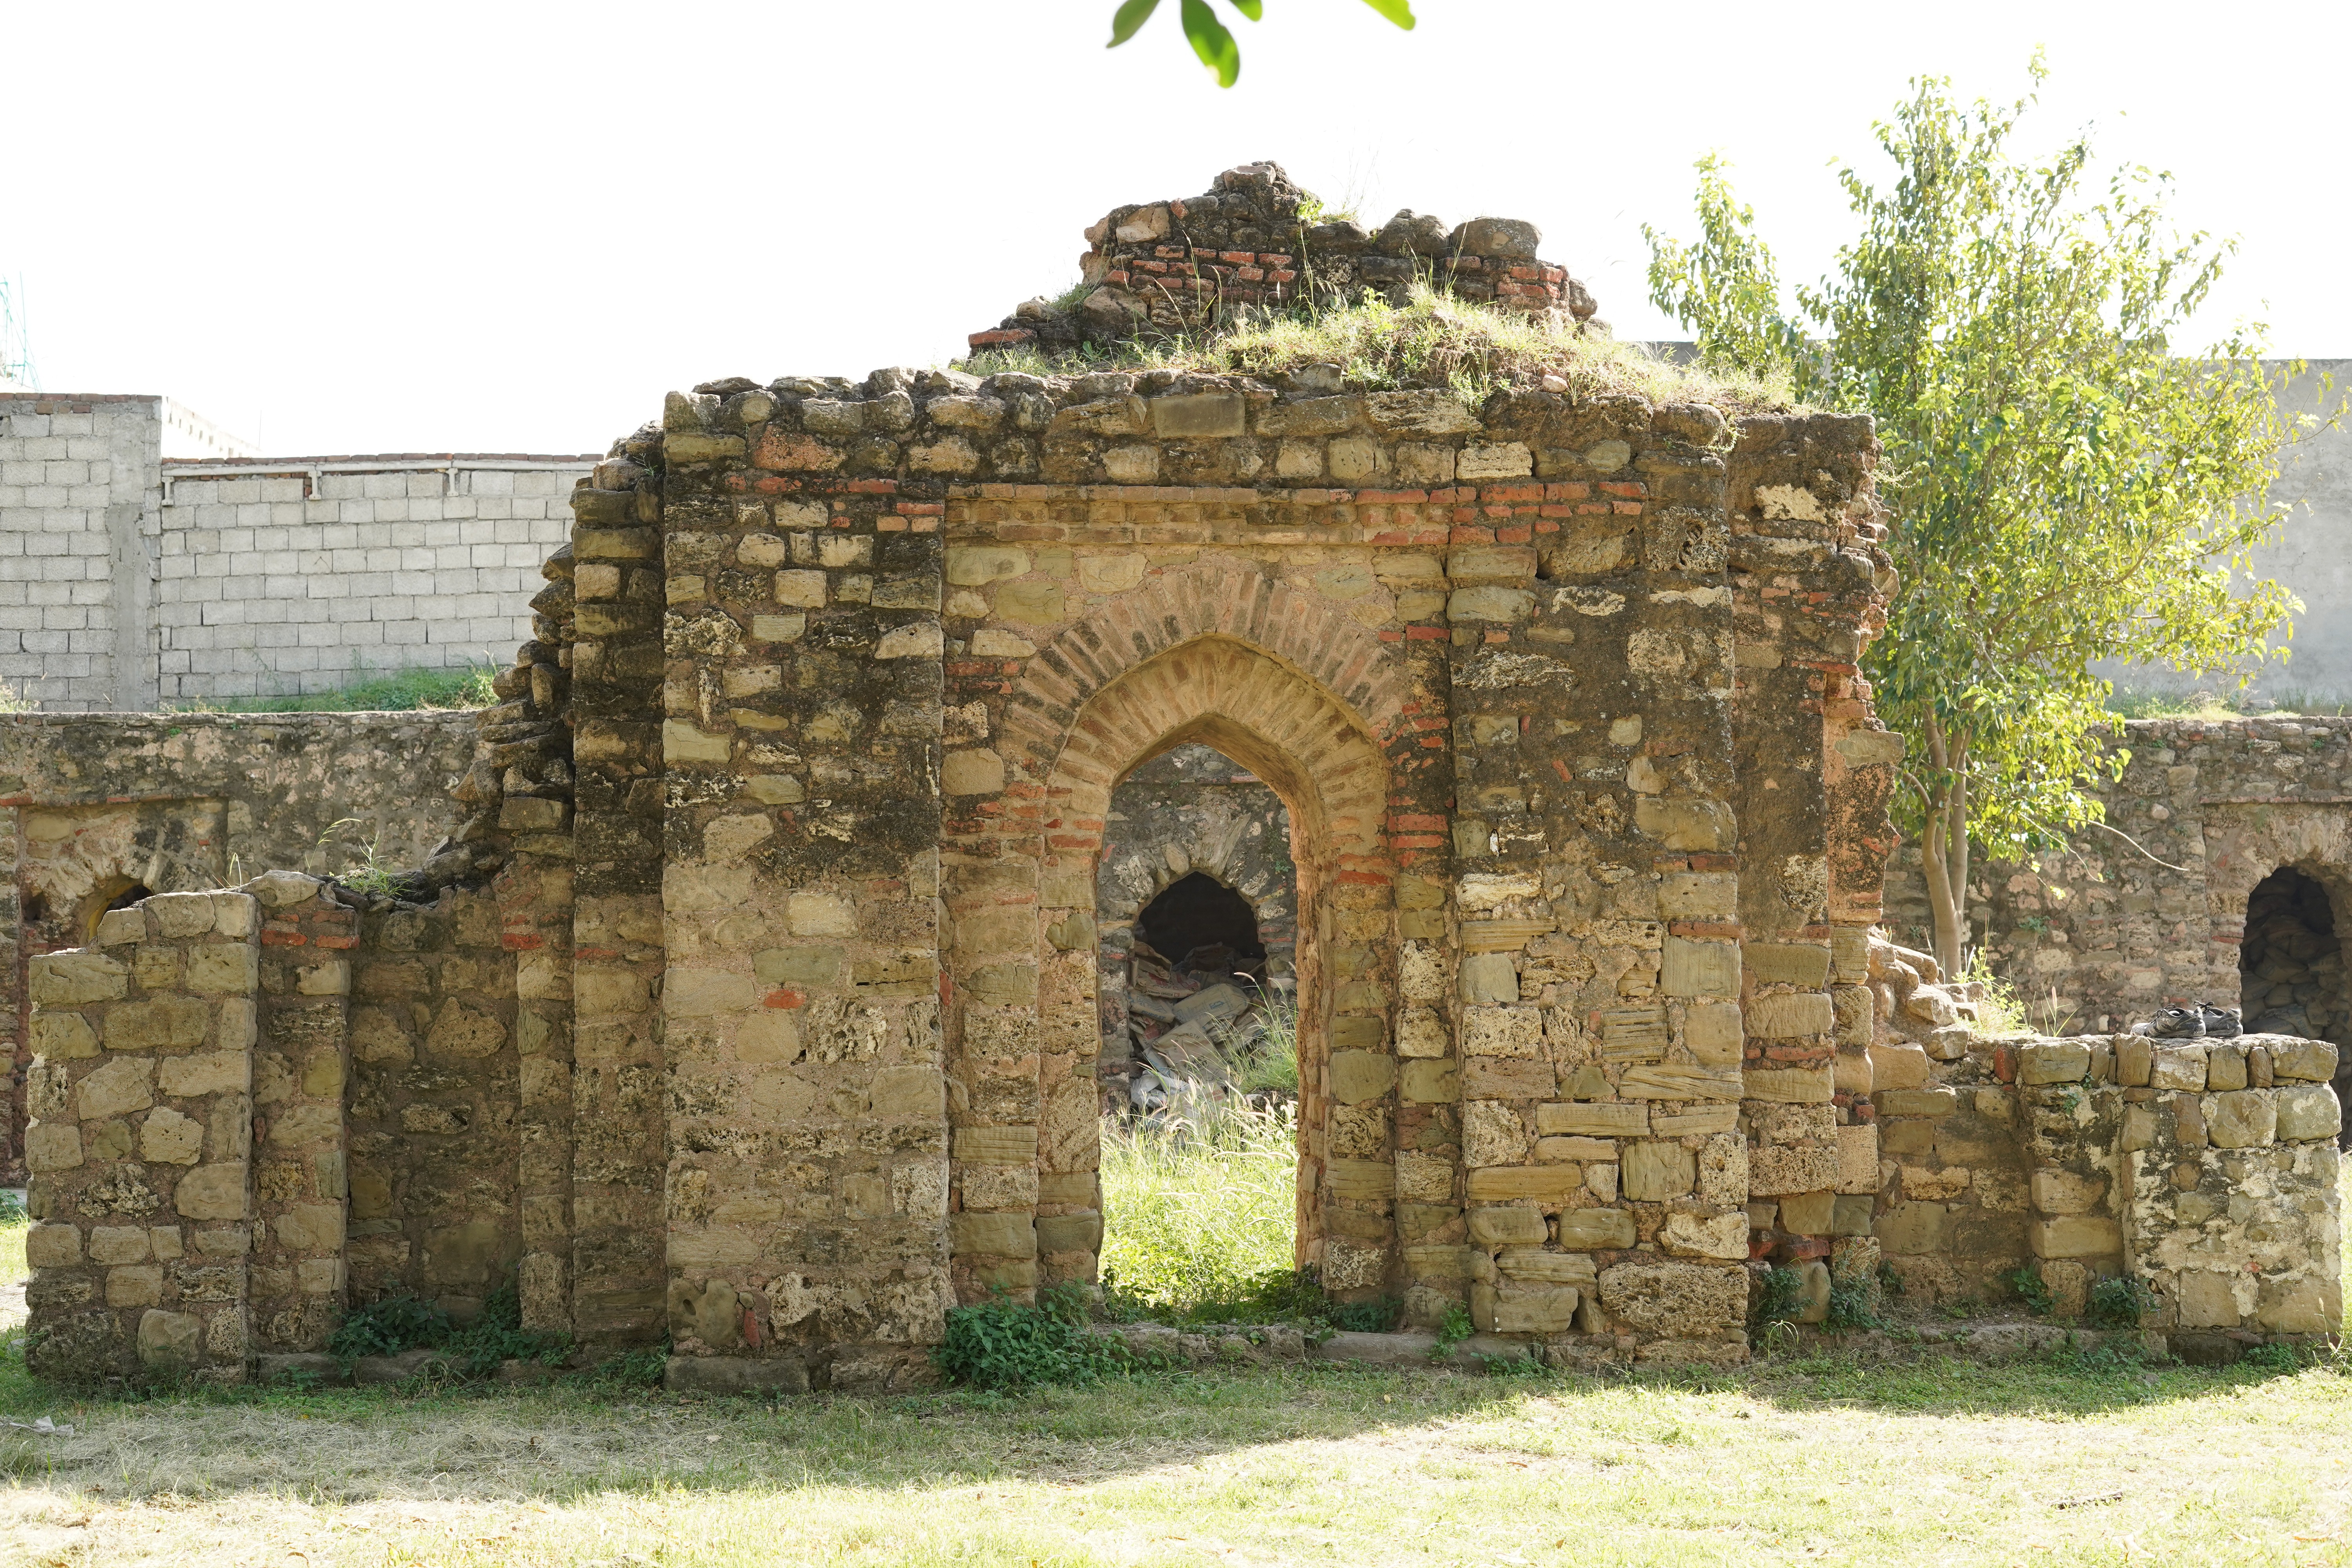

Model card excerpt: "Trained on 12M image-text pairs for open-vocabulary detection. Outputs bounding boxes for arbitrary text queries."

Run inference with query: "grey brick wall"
[0,391,592,711]
[155,457,588,701]
[0,394,162,710]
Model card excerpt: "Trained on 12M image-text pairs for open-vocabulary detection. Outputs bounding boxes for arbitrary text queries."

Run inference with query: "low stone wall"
[1789,935,2345,1348]
[0,711,477,1183]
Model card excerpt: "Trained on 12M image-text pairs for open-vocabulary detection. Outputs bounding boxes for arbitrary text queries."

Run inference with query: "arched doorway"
[1136,870,1270,981]
[945,623,1410,1309]
[1096,740,1296,1106]
[2240,866,2348,1044]
[1090,742,1303,1309]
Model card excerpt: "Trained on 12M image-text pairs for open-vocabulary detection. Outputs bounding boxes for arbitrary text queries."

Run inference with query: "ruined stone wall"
[972,162,1594,357]
[1882,717,2352,1053]
[577,345,1898,1380]
[1,711,476,1182]
[30,171,2335,1390]
[28,356,2340,1383]
[22,890,260,1382]
[344,883,521,1317]
[1740,931,2346,1351]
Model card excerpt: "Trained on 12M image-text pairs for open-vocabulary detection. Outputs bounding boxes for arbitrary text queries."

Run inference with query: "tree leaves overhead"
[1108,0,1161,46]
[1107,0,1414,88]
[1181,0,1243,87]
[1646,56,2331,972]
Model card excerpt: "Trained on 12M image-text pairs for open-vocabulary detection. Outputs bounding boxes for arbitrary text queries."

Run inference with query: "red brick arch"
[997,561,1415,785]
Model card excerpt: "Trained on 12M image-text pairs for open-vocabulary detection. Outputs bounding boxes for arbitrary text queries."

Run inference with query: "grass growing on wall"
[168,662,497,715]
[960,280,1794,415]
[2104,690,2352,720]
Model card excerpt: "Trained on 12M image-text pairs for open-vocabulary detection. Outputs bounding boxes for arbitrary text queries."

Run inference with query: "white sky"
[9,0,2348,457]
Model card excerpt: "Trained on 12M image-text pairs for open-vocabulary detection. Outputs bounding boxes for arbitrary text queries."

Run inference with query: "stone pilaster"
[568,439,669,1347]
[248,879,354,1354]
[655,386,950,1394]
[22,889,258,1382]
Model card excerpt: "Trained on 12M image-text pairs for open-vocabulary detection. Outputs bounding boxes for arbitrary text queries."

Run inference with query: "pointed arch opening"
[2240,864,2349,1045]
[946,632,1404,1312]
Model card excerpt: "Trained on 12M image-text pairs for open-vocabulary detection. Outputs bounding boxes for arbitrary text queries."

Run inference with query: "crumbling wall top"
[974,160,1597,355]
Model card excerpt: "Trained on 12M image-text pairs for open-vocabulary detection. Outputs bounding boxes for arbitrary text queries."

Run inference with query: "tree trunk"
[1917,722,1971,980]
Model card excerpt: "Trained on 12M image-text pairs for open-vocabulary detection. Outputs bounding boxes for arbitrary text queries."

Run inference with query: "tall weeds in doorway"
[1099,1100,1296,1309]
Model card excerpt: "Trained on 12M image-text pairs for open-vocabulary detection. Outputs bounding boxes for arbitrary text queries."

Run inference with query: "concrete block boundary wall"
[0,390,593,710]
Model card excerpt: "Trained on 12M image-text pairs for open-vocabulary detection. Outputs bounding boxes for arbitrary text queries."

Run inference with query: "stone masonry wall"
[249,877,358,1357]
[974,162,1595,356]
[1749,931,2346,1351]
[21,890,260,1383]
[594,337,1898,1377]
[1882,717,2352,1051]
[22,172,2338,1389]
[0,711,475,1183]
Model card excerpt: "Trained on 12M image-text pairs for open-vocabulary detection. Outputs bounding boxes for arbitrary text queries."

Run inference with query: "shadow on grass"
[0,1325,2336,1509]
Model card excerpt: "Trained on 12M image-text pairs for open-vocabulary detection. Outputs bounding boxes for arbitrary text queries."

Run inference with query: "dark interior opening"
[79,880,153,942]
[2240,866,2347,1044]
[1137,871,1267,979]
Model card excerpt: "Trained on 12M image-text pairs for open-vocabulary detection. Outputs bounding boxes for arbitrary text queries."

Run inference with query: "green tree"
[1108,0,1414,88]
[1646,61,2324,976]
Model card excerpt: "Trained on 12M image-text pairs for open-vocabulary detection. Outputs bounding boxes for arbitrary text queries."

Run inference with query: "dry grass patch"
[960,282,1795,416]
[7,1183,2352,1564]
[5,1350,2352,1566]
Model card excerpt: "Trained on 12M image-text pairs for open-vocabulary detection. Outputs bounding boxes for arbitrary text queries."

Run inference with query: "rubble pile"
[1112,938,1294,1118]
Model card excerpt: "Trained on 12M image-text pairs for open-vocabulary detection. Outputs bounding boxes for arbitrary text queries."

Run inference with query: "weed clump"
[326,1278,571,1381]
[1749,1266,1804,1336]
[1823,1276,1883,1333]
[2007,1265,2057,1317]
[2085,1275,2158,1330]
[932,1284,1146,1390]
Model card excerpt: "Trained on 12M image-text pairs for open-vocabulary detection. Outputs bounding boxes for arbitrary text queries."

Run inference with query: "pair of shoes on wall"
[2131,1004,2243,1038]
